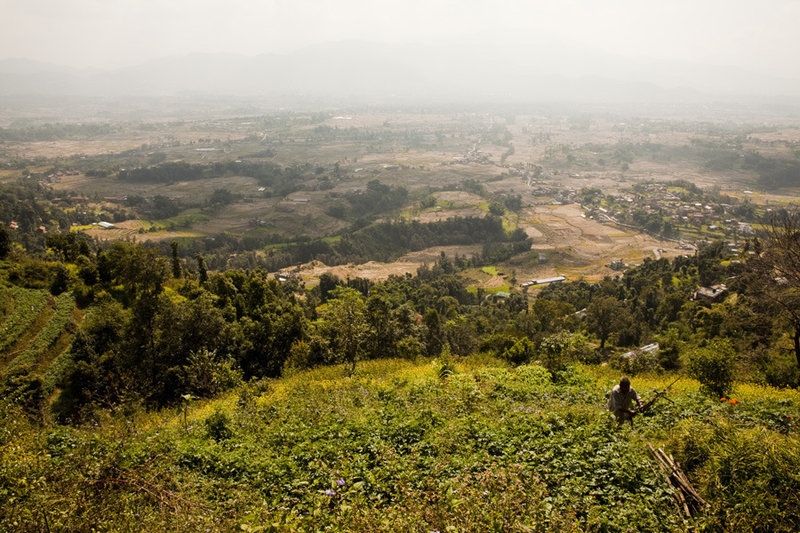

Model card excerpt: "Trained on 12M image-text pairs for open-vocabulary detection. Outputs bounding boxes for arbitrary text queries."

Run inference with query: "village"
[578,180,758,248]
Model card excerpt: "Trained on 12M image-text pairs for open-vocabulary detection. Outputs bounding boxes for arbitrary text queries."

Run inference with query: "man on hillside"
[607,376,643,426]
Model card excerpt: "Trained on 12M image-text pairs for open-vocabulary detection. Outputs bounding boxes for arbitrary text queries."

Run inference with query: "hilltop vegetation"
[2,359,798,532]
[2,207,800,419]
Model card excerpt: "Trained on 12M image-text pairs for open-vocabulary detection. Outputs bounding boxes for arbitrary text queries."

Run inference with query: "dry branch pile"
[647,443,708,518]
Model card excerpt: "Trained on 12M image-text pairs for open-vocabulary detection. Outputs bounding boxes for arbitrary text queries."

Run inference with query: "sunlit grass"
[502,218,517,232]
[5,357,800,531]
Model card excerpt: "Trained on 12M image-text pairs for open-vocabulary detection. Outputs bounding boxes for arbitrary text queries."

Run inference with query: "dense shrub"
[501,336,536,365]
[762,349,800,388]
[688,339,737,397]
[205,410,233,441]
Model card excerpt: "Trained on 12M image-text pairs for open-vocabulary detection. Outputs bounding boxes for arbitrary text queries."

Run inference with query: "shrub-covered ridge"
[2,359,798,532]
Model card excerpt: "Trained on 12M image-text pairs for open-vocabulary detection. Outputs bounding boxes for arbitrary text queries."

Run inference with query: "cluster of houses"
[524,187,580,206]
[580,182,758,242]
[451,144,492,165]
[4,221,47,234]
[31,169,81,184]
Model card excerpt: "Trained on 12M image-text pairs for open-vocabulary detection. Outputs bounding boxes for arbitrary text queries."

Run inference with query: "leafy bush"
[396,335,423,360]
[538,331,589,375]
[184,348,242,397]
[7,259,56,289]
[283,337,334,374]
[655,328,683,371]
[205,410,233,441]
[434,343,456,379]
[480,332,520,358]
[762,350,800,388]
[688,339,736,397]
[501,336,535,365]
[539,332,571,374]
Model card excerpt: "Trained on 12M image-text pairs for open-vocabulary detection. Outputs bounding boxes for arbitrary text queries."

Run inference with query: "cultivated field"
[3,108,800,286]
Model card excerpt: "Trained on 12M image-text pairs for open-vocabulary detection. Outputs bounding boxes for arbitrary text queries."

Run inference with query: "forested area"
[0,122,120,142]
[117,160,314,198]
[2,209,799,425]
[256,216,528,271]
[743,153,800,189]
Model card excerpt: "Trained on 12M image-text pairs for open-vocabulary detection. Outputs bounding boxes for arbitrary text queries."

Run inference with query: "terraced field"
[1,287,49,356]
[0,287,80,396]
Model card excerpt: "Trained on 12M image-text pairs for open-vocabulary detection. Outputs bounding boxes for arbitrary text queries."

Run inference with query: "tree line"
[4,205,800,424]
[259,216,526,270]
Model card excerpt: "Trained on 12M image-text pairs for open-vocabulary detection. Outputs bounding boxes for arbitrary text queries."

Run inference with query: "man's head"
[620,376,631,393]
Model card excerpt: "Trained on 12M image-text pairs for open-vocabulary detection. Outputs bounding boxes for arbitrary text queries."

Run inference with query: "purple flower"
[325,489,336,496]
[337,478,346,486]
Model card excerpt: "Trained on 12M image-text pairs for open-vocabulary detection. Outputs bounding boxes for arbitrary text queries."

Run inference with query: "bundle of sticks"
[646,443,708,517]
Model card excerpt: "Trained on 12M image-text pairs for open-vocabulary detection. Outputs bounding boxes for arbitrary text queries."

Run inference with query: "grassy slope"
[0,288,81,422]
[1,358,799,532]
[5,291,74,373]
[0,287,49,358]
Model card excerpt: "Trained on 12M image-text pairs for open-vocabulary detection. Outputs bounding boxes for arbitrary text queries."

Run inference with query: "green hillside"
[2,197,800,531]
[0,287,80,404]
[2,358,798,532]
[0,286,51,356]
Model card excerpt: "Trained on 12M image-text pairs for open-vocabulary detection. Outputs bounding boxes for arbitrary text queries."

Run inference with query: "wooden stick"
[647,443,708,516]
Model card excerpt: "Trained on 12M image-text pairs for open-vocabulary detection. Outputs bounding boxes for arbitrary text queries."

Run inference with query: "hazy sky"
[2,0,798,78]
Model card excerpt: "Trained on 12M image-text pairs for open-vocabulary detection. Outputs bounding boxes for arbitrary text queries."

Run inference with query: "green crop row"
[0,288,48,355]
[5,292,74,372]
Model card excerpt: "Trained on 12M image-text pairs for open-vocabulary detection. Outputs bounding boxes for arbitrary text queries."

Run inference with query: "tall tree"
[105,242,169,301]
[747,210,800,367]
[317,287,370,374]
[170,241,182,278]
[195,253,208,283]
[585,296,626,351]
[0,222,11,259]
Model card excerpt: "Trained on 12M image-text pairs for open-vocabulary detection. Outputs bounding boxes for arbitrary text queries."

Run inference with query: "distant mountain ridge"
[1,39,799,104]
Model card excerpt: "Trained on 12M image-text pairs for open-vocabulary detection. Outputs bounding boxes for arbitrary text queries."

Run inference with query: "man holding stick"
[607,376,643,426]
